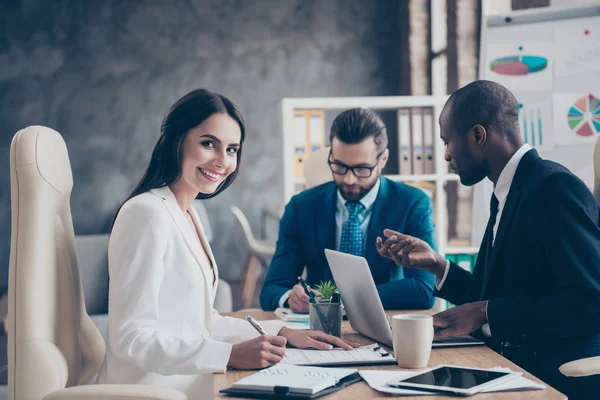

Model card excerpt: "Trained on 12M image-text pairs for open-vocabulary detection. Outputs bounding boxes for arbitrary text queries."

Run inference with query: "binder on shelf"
[404,181,436,201]
[308,114,325,153]
[411,108,424,174]
[423,108,435,174]
[445,254,456,264]
[293,114,307,179]
[397,108,412,174]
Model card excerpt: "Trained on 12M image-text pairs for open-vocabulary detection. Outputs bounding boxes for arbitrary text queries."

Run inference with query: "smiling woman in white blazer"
[99,89,357,397]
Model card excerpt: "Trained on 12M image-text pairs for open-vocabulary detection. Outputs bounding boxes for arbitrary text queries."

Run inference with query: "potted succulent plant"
[313,280,337,302]
[309,280,342,336]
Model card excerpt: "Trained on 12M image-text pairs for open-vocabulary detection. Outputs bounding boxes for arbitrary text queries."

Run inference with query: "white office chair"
[559,135,600,379]
[230,206,275,309]
[192,200,233,312]
[303,147,333,189]
[8,126,186,400]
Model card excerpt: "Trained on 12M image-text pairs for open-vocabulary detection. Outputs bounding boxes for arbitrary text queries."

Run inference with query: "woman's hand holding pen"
[227,335,287,369]
[376,229,447,281]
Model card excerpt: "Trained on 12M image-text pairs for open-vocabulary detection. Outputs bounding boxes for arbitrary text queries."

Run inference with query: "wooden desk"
[214,311,566,399]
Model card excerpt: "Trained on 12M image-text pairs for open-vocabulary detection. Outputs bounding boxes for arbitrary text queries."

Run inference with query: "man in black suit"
[377,80,600,399]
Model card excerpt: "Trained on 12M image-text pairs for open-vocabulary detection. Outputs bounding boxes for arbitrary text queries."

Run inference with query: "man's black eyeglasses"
[327,150,384,178]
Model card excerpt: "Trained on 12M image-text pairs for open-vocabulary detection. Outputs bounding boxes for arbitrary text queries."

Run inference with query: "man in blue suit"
[260,108,437,312]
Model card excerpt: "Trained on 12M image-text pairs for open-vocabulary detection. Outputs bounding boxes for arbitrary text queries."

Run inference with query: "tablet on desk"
[386,365,522,396]
[432,335,484,347]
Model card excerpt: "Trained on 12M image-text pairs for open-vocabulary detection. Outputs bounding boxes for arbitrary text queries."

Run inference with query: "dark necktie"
[340,201,365,256]
[484,194,500,266]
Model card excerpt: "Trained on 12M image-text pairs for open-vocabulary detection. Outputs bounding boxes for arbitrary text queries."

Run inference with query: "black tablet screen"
[401,366,509,389]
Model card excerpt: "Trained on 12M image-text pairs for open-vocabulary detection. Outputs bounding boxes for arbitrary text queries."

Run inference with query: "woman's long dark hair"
[123,89,246,207]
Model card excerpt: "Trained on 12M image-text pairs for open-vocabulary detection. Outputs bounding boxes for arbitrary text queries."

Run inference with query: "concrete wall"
[0,0,404,294]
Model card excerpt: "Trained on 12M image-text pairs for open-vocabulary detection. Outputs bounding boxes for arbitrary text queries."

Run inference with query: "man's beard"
[337,179,377,202]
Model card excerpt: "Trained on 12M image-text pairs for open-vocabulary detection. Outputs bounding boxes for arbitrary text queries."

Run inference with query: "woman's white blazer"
[98,186,281,396]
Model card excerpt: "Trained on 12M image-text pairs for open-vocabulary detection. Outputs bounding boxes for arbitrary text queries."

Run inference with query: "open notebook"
[221,364,361,398]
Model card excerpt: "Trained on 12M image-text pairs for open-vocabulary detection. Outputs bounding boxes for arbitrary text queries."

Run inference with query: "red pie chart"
[490,55,548,76]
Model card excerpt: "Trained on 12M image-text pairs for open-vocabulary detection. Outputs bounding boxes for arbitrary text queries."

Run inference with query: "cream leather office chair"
[559,135,600,379]
[8,126,186,400]
[303,147,333,189]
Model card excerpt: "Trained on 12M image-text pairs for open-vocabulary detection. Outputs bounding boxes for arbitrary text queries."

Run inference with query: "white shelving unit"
[280,95,480,258]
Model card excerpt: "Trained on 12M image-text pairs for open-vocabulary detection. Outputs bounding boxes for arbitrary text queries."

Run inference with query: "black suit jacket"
[437,149,600,366]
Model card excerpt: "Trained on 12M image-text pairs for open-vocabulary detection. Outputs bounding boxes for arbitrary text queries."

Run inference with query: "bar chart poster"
[516,96,554,153]
[484,42,553,92]
[553,93,600,145]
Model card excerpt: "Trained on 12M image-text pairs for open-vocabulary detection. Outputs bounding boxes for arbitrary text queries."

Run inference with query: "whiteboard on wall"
[472,3,600,243]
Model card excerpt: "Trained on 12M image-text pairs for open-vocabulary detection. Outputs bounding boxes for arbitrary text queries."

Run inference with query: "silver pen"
[245,315,268,335]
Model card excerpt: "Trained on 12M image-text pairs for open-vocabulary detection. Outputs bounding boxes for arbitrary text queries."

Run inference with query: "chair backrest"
[75,234,110,315]
[8,126,105,400]
[230,206,259,251]
[303,147,333,189]
[594,136,600,203]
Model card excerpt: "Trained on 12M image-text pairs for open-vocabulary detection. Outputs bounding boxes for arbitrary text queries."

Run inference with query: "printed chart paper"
[553,93,600,145]
[554,21,600,78]
[514,93,554,152]
[484,42,554,92]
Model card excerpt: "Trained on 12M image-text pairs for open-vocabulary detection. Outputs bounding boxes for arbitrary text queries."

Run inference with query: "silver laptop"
[324,249,484,348]
[325,249,394,346]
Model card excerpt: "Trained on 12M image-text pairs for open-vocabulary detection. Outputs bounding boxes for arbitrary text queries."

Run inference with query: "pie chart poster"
[484,42,554,92]
[553,93,600,145]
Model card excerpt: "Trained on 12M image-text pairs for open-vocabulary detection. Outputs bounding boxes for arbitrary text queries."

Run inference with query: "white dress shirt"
[278,178,381,308]
[436,144,532,336]
[99,186,282,396]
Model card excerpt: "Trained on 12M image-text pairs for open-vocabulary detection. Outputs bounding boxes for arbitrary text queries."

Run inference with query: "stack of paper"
[359,367,545,395]
[282,343,396,367]
[275,307,310,323]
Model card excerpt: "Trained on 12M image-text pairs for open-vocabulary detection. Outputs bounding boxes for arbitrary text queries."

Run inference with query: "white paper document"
[359,367,545,396]
[554,19,600,78]
[264,319,308,330]
[484,42,554,92]
[282,343,395,366]
[274,308,310,323]
[553,93,600,145]
[513,92,554,153]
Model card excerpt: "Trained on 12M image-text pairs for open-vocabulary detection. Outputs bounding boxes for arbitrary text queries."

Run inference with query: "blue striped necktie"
[340,201,365,256]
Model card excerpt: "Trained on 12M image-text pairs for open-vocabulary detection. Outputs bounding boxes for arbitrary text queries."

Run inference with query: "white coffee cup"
[391,314,434,369]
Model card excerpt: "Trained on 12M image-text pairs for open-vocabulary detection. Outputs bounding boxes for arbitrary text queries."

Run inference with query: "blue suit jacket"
[260,177,436,311]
